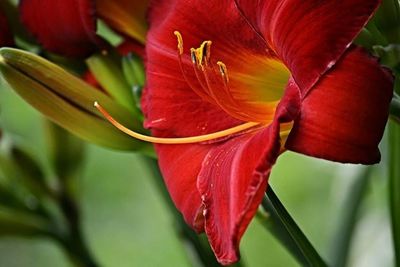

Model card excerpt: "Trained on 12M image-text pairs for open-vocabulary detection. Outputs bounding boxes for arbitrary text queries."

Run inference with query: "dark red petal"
[154,143,209,231]
[198,129,275,264]
[286,46,393,164]
[235,0,381,94]
[0,7,13,46]
[197,86,300,265]
[19,0,103,58]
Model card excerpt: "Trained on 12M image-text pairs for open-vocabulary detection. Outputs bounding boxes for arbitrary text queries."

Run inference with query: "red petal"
[0,7,13,46]
[197,85,300,265]
[19,0,103,58]
[235,0,381,94]
[198,128,275,265]
[286,46,393,164]
[154,143,209,231]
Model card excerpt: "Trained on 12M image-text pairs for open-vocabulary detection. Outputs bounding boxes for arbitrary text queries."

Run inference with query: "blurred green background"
[0,79,394,267]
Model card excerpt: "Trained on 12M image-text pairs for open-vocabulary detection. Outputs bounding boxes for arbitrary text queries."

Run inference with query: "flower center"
[94,31,292,145]
[173,31,290,124]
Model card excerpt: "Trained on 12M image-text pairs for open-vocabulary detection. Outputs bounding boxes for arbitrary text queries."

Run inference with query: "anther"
[190,48,197,64]
[217,61,229,83]
[174,31,184,55]
[94,101,260,144]
[204,41,212,65]
[191,41,212,68]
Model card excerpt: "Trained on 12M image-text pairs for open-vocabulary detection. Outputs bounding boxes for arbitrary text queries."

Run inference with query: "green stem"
[57,187,99,267]
[330,168,371,267]
[260,186,327,267]
[389,120,400,267]
[141,157,230,267]
[389,68,400,267]
[391,97,400,123]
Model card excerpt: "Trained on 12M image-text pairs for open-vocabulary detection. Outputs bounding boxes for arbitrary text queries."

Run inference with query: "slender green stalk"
[330,167,372,267]
[45,122,98,267]
[389,67,400,267]
[141,157,231,267]
[389,120,400,267]
[260,186,327,267]
[56,190,99,267]
[391,97,400,123]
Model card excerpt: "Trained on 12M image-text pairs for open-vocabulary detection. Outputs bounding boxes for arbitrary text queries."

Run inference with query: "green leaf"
[0,181,33,212]
[0,205,51,236]
[373,44,400,68]
[354,28,375,49]
[373,0,400,43]
[45,121,85,179]
[329,167,371,267]
[259,187,327,267]
[86,52,137,112]
[10,145,51,196]
[0,48,153,154]
[391,97,400,123]
[122,53,145,87]
[45,121,86,202]
[122,53,145,112]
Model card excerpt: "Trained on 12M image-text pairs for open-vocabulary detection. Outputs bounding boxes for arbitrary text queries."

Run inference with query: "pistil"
[94,102,260,144]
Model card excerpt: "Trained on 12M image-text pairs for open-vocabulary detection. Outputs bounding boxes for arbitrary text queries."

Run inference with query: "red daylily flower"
[19,0,149,58]
[0,7,13,47]
[138,0,394,265]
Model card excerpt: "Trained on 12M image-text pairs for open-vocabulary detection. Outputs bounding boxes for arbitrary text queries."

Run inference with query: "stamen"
[173,31,184,55]
[202,62,247,120]
[192,41,212,68]
[173,32,213,102]
[217,61,229,83]
[190,50,213,96]
[94,102,260,144]
[190,48,197,64]
[204,41,212,65]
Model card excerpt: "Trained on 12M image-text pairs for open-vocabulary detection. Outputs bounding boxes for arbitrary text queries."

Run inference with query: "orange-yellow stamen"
[217,61,229,83]
[174,31,184,55]
[94,102,261,144]
[191,40,212,68]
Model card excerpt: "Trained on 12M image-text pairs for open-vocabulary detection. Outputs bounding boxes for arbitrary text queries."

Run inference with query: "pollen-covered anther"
[174,31,184,55]
[217,61,229,83]
[191,40,212,69]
